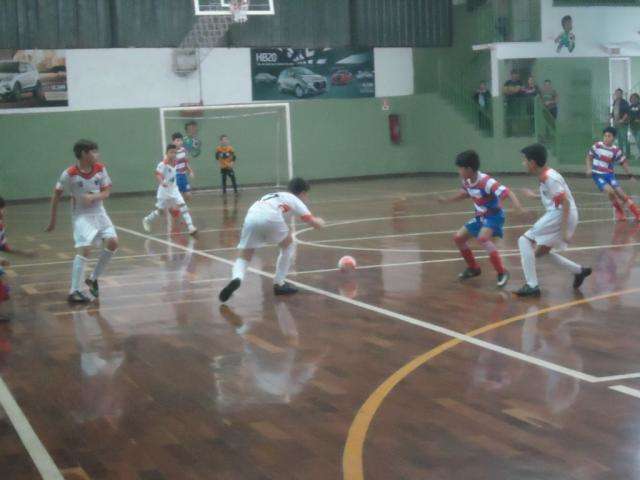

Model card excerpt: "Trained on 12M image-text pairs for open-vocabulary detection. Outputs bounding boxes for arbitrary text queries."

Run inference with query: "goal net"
[159,103,292,190]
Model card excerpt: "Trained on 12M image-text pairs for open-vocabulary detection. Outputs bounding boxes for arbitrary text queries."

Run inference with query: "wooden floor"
[1,175,640,479]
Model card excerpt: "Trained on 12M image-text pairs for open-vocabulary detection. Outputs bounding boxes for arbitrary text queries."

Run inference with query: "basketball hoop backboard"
[194,0,275,15]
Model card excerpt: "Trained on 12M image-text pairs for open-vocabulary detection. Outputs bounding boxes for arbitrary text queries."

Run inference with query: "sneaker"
[67,290,91,304]
[573,267,592,289]
[219,278,241,302]
[142,217,151,233]
[496,271,510,288]
[188,225,198,236]
[274,282,299,296]
[458,267,481,280]
[514,284,541,297]
[85,278,99,298]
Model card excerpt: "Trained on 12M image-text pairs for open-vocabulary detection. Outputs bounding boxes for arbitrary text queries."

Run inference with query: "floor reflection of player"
[219,195,240,248]
[214,301,325,412]
[594,223,640,297]
[144,229,198,325]
[72,308,125,423]
[471,299,582,416]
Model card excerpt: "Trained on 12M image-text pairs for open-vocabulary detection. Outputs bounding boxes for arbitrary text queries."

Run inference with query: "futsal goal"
[159,103,293,190]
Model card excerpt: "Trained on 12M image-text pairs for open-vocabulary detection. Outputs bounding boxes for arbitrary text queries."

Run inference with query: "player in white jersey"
[142,144,197,235]
[516,144,591,297]
[45,140,119,303]
[219,177,325,302]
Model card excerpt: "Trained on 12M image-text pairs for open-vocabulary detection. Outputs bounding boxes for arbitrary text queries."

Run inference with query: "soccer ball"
[338,256,357,272]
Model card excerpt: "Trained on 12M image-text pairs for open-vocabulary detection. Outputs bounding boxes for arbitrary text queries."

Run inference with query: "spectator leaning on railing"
[521,76,539,134]
[540,79,559,119]
[473,81,492,131]
[611,88,631,157]
[503,70,523,136]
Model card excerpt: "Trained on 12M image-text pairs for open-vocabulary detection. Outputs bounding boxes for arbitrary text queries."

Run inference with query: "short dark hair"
[220,134,228,140]
[166,143,177,152]
[185,121,197,129]
[521,143,547,167]
[0,196,5,209]
[615,88,624,94]
[171,132,183,140]
[603,126,618,137]
[288,177,310,196]
[73,139,98,159]
[544,79,551,83]
[455,150,480,171]
[561,15,572,26]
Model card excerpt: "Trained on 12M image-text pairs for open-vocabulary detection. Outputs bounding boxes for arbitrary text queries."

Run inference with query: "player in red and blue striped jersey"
[586,126,639,222]
[171,132,194,203]
[438,150,525,287]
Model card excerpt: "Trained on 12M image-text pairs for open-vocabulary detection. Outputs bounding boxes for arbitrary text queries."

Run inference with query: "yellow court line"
[342,287,640,480]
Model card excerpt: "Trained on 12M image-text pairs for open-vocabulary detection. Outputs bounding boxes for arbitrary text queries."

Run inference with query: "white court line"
[311,210,619,245]
[593,373,640,383]
[114,224,640,396]
[610,385,640,399]
[0,378,64,479]
[296,217,623,254]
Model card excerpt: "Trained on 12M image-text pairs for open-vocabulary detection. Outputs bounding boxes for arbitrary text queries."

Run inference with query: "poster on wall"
[252,48,374,101]
[0,49,68,109]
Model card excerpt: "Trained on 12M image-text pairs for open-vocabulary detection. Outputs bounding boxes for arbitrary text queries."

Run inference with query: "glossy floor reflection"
[1,176,640,479]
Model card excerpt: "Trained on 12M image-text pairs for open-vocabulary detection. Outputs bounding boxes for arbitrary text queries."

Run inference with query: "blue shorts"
[176,173,191,193]
[464,214,505,239]
[592,173,619,191]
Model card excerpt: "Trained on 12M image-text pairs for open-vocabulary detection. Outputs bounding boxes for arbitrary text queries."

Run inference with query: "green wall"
[0,91,558,202]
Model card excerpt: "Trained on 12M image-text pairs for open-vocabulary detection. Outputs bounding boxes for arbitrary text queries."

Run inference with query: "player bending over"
[516,143,591,297]
[439,150,525,287]
[45,140,119,303]
[586,126,639,222]
[143,144,197,235]
[219,177,324,302]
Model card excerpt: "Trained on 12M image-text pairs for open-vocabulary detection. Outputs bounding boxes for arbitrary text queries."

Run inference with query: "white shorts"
[237,211,289,249]
[156,190,186,210]
[73,213,117,248]
[524,208,578,250]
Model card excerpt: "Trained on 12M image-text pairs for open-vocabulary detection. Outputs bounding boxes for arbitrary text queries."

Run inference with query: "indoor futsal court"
[2,1,640,479]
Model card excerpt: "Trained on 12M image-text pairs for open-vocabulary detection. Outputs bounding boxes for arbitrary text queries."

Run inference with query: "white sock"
[518,236,538,288]
[90,249,115,281]
[274,243,295,286]
[71,255,88,293]
[180,205,194,228]
[232,258,248,281]
[145,209,161,224]
[548,252,581,274]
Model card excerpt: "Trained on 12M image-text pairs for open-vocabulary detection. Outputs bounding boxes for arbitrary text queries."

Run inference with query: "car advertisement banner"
[0,49,68,109]
[252,48,374,101]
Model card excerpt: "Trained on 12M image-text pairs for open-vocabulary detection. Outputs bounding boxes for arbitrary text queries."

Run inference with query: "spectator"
[611,88,631,157]
[473,81,492,132]
[521,76,539,135]
[629,93,640,157]
[540,79,559,119]
[503,70,523,136]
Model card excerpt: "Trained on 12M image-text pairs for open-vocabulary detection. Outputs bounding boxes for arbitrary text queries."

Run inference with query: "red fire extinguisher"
[389,114,401,144]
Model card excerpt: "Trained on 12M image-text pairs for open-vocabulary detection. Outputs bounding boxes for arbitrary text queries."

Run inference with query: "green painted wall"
[414,4,491,95]
[2,91,544,201]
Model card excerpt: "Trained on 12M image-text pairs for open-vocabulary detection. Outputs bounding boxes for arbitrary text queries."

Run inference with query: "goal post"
[159,103,293,189]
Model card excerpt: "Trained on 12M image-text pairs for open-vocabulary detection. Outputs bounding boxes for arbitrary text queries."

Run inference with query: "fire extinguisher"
[389,114,401,144]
